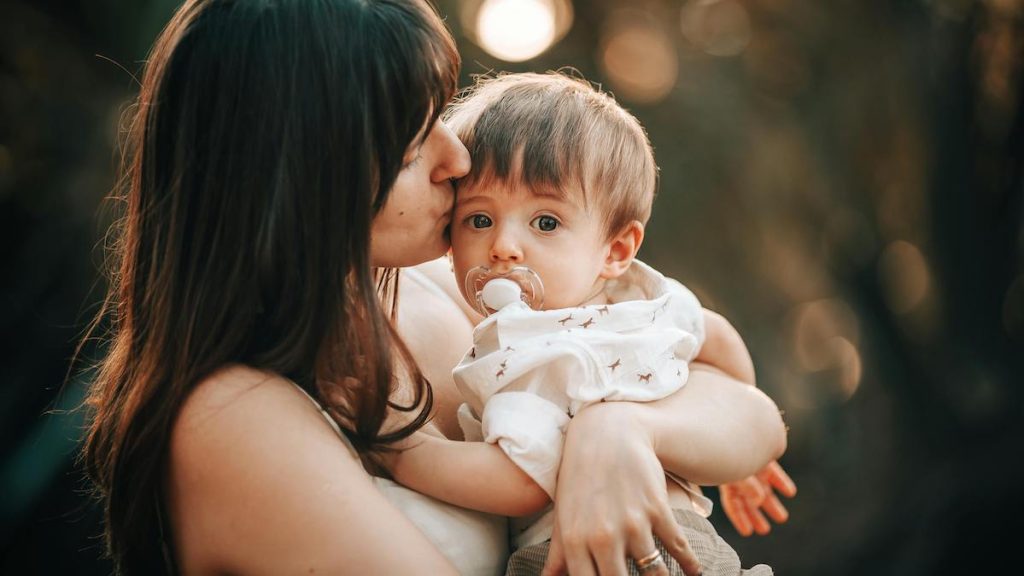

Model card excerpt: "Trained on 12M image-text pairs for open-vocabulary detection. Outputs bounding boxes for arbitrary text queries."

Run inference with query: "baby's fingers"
[736,476,767,506]
[749,506,772,536]
[721,491,753,537]
[761,491,790,524]
[760,461,797,498]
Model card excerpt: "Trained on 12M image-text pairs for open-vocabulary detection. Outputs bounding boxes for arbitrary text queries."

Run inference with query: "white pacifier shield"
[481,278,523,311]
[464,265,545,316]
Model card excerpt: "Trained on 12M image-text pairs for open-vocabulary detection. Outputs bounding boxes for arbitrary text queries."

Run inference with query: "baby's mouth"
[464,265,545,315]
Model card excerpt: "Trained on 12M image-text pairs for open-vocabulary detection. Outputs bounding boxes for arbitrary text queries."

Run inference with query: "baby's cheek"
[448,248,473,282]
[448,230,466,256]
[450,232,484,262]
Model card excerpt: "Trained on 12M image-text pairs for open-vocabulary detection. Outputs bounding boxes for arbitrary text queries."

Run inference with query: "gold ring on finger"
[635,549,664,572]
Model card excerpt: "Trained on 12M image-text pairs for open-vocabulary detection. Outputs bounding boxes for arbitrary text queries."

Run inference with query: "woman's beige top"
[291,383,509,576]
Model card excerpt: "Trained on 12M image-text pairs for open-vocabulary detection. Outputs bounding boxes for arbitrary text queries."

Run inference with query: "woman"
[81,0,787,574]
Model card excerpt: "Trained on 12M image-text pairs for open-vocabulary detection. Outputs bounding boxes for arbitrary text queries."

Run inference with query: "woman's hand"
[719,461,797,536]
[541,402,702,576]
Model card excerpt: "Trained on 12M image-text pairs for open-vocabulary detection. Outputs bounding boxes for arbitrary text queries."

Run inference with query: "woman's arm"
[167,366,458,575]
[383,431,551,517]
[541,374,786,576]
[400,261,788,574]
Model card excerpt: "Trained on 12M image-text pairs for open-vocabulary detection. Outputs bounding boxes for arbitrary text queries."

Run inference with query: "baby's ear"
[600,221,645,280]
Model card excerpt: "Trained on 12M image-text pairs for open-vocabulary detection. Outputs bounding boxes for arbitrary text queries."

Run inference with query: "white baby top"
[454,260,714,548]
[454,260,706,498]
[291,383,508,576]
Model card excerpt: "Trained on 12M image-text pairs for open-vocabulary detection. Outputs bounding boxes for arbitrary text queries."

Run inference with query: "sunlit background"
[2,0,1022,574]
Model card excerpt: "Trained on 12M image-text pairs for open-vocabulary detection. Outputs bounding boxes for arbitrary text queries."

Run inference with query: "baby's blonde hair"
[444,72,657,238]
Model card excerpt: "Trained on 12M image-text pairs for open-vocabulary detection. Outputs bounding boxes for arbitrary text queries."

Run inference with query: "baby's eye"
[470,214,493,229]
[531,215,559,232]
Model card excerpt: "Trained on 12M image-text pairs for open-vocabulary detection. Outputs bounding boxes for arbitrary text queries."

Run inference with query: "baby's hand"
[719,460,797,536]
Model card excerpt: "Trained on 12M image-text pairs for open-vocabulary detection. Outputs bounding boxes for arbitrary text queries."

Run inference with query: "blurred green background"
[1,0,1021,574]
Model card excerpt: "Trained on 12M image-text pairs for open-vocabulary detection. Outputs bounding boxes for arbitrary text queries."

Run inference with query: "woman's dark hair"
[80,0,459,572]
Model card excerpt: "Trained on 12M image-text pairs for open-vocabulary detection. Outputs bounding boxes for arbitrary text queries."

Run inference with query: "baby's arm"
[693,309,756,385]
[382,431,551,517]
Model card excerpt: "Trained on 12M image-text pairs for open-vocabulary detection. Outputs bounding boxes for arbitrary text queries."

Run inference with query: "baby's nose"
[489,232,523,263]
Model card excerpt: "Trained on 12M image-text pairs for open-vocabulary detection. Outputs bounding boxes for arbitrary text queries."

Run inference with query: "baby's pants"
[505,509,773,576]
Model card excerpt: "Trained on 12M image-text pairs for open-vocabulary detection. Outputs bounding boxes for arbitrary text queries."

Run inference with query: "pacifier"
[464,266,545,316]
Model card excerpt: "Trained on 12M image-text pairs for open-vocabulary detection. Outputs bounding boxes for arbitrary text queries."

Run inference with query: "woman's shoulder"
[167,364,382,573]
[178,364,292,417]
[172,364,336,456]
[170,364,363,488]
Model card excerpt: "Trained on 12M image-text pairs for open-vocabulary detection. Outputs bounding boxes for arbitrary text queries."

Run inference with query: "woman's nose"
[490,228,523,264]
[431,122,471,183]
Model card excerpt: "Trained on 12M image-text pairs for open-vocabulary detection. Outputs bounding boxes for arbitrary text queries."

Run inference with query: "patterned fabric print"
[453,262,707,499]
[455,260,706,418]
[505,509,773,576]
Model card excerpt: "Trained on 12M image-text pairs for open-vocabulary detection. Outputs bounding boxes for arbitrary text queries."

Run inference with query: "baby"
[385,72,785,574]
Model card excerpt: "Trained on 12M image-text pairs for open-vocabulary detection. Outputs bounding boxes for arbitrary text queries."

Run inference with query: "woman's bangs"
[414,1,460,132]
[431,40,460,126]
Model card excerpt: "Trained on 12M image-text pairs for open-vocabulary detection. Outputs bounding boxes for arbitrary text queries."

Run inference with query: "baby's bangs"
[455,85,589,201]
[447,72,657,236]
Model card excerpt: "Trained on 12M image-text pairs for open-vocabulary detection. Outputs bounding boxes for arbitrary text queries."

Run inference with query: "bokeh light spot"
[831,337,863,399]
[680,0,752,57]
[600,15,678,104]
[878,240,931,314]
[476,0,557,63]
[786,299,863,402]
[788,299,860,372]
